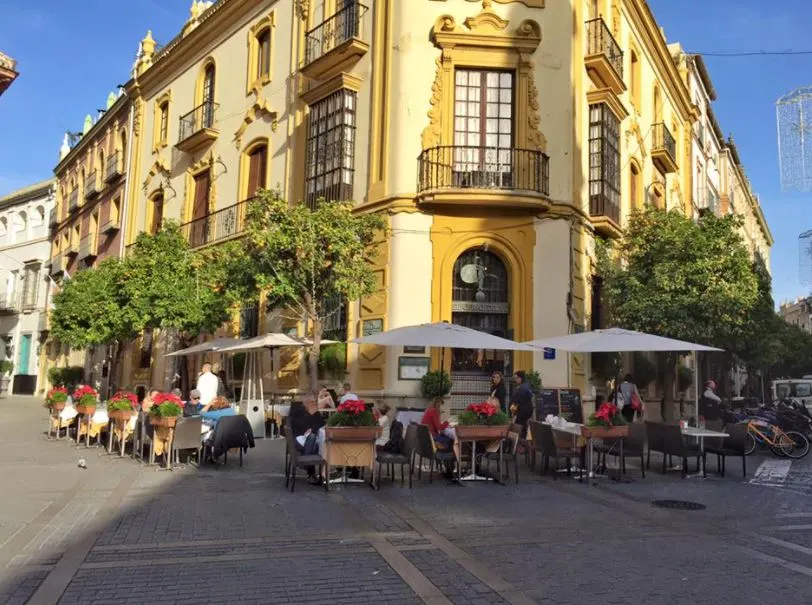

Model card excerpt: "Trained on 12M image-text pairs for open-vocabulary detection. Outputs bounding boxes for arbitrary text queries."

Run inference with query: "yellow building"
[118,0,769,412]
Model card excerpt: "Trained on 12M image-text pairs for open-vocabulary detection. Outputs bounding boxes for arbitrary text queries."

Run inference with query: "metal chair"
[171,416,204,466]
[484,429,520,484]
[284,421,327,492]
[376,422,416,488]
[704,423,748,477]
[412,424,456,483]
[530,420,583,481]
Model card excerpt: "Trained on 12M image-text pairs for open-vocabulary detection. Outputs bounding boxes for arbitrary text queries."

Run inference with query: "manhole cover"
[652,499,706,511]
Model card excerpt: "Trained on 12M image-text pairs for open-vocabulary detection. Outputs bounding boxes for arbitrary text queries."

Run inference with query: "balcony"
[85,171,100,199]
[101,214,121,234]
[105,151,124,182]
[0,293,17,314]
[65,239,79,257]
[177,101,219,152]
[302,2,369,81]
[652,122,678,173]
[38,312,49,333]
[589,193,622,239]
[180,199,249,249]
[585,18,625,95]
[77,236,98,262]
[49,254,64,276]
[416,146,550,210]
[68,189,79,213]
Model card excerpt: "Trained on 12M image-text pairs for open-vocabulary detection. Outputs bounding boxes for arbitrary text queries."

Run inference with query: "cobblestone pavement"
[2,395,812,605]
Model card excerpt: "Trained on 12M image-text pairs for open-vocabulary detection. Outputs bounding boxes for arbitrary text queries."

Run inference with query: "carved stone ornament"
[234,96,279,149]
[525,63,547,151]
[142,157,170,192]
[294,0,309,20]
[421,56,446,150]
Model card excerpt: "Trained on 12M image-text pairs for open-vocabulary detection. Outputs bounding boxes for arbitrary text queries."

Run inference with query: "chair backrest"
[723,422,749,453]
[172,416,203,451]
[661,423,687,456]
[284,421,300,462]
[505,430,520,455]
[387,420,405,454]
[213,414,251,450]
[537,423,558,456]
[645,421,663,452]
[414,424,436,457]
[528,420,544,451]
[403,423,419,458]
[625,422,647,451]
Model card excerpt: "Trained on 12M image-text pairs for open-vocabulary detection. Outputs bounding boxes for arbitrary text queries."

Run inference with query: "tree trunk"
[309,316,322,395]
[163,328,182,391]
[109,341,125,395]
[660,352,678,421]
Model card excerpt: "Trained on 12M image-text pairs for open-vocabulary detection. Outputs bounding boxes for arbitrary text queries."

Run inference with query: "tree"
[124,221,238,389]
[214,190,386,392]
[597,208,760,417]
[49,258,139,393]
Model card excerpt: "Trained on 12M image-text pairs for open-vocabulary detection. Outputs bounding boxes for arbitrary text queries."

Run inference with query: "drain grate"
[652,499,706,511]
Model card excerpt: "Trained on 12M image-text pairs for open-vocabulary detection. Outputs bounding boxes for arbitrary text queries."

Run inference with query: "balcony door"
[202,64,216,128]
[452,70,514,188]
[246,144,268,197]
[191,171,211,247]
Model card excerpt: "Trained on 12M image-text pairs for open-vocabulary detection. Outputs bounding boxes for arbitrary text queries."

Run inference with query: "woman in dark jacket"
[489,371,507,412]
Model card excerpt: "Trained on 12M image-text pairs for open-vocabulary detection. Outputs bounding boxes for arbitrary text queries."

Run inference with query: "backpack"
[384,420,404,454]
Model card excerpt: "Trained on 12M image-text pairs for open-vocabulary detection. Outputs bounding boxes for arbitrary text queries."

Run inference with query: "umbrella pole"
[694,350,700,426]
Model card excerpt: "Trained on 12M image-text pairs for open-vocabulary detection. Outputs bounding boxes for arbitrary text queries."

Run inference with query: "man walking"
[196,362,218,407]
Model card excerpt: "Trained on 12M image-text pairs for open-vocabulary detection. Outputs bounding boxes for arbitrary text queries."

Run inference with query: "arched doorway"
[450,247,510,412]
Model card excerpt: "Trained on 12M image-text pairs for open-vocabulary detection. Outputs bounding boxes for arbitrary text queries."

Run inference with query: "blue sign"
[543,347,555,360]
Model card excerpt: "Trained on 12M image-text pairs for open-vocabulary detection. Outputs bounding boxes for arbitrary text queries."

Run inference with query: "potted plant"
[582,402,629,439]
[107,391,138,424]
[73,385,99,416]
[420,370,452,400]
[44,386,69,413]
[456,402,510,440]
[0,359,13,395]
[326,400,381,441]
[148,392,184,428]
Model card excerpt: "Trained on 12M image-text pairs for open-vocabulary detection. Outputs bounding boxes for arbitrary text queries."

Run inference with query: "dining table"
[681,425,729,478]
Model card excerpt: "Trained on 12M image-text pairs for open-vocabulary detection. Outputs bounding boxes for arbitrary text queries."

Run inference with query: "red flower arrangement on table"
[107,391,139,421]
[459,402,509,426]
[587,402,628,428]
[73,385,99,413]
[149,393,184,418]
[44,386,68,410]
[327,399,376,427]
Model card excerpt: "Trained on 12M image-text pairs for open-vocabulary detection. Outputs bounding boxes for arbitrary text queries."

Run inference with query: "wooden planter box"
[324,426,381,469]
[325,426,382,442]
[456,425,509,440]
[149,415,179,428]
[108,409,134,423]
[75,404,97,416]
[581,425,629,440]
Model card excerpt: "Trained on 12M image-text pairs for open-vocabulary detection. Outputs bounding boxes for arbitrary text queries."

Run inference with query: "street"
[2,395,812,605]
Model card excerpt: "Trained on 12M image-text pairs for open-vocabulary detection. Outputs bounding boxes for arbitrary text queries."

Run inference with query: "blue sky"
[0,0,810,305]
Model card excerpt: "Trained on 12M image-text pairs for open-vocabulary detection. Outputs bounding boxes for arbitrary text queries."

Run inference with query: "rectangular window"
[239,303,259,339]
[21,265,40,310]
[159,102,169,144]
[323,295,347,341]
[305,89,357,209]
[257,28,271,80]
[190,171,211,247]
[452,70,514,186]
[247,144,268,196]
[588,103,620,222]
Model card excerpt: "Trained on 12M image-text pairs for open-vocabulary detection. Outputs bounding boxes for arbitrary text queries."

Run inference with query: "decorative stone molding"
[142,157,171,192]
[294,0,309,20]
[234,96,278,150]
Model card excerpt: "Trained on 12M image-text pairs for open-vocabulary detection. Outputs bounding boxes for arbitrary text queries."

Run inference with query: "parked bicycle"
[744,418,810,459]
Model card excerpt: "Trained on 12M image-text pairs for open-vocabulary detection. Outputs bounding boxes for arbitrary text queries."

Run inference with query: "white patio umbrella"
[523,328,723,421]
[353,321,536,351]
[163,337,243,357]
[215,333,337,353]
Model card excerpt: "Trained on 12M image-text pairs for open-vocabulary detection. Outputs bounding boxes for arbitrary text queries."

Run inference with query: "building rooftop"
[0,179,55,210]
[0,50,19,97]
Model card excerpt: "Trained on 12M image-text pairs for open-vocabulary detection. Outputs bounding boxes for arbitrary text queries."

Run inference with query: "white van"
[772,377,812,411]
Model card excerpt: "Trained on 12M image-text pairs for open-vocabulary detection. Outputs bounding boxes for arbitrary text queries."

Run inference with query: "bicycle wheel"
[770,432,792,457]
[782,431,810,459]
[744,431,756,456]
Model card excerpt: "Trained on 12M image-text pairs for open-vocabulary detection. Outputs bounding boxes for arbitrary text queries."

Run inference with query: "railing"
[586,18,623,80]
[68,189,79,213]
[85,171,99,198]
[49,254,64,275]
[101,215,120,233]
[305,2,368,66]
[417,146,550,197]
[180,198,251,249]
[178,101,218,143]
[652,122,677,160]
[78,235,97,260]
[0,293,16,311]
[589,193,620,225]
[105,151,123,181]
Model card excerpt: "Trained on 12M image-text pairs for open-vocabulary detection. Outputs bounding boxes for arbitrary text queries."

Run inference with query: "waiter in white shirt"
[196,362,219,407]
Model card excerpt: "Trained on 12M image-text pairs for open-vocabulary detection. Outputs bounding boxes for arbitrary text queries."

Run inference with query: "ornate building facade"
[106,0,772,410]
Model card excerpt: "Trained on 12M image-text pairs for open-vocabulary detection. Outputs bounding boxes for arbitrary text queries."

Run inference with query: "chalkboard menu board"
[534,387,583,424]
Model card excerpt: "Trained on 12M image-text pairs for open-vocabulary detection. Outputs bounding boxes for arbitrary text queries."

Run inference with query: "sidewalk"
[2,394,811,605]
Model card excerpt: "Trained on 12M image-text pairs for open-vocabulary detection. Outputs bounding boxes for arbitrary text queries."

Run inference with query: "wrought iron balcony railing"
[585,18,623,80]
[417,146,550,197]
[77,235,98,261]
[105,151,123,182]
[68,189,79,213]
[178,101,218,144]
[180,198,251,249]
[84,171,100,199]
[653,123,676,159]
[304,2,368,66]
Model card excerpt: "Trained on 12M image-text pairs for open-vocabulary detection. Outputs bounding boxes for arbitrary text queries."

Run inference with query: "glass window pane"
[469,71,481,86]
[500,73,512,87]
[500,89,512,103]
[467,102,480,116]
[487,72,498,87]
[456,71,468,86]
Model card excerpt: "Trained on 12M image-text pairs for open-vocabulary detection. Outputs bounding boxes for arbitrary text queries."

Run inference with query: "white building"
[0,179,56,394]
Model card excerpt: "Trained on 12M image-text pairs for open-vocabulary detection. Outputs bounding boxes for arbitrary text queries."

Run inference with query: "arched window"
[629,49,640,109]
[202,63,216,128]
[256,28,271,81]
[34,206,45,226]
[630,160,641,210]
[245,141,268,198]
[149,192,164,235]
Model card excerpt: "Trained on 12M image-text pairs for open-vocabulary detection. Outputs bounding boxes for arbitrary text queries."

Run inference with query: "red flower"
[72,385,99,400]
[594,403,615,423]
[337,400,367,416]
[153,393,183,406]
[467,402,499,418]
[110,391,139,410]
